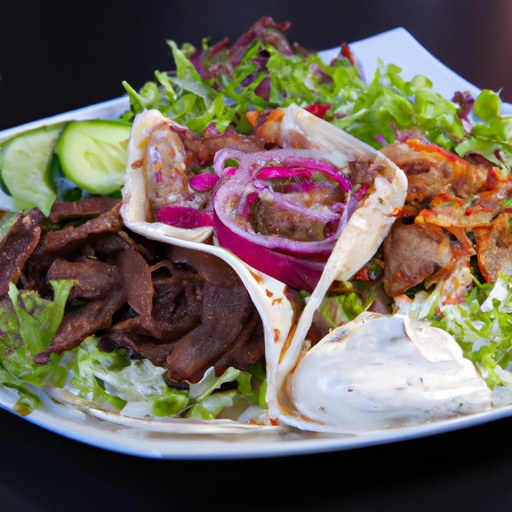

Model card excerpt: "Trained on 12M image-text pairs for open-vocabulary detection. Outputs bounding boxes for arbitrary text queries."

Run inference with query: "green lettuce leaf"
[69,339,262,419]
[455,89,512,171]
[333,64,465,150]
[70,337,189,415]
[0,280,75,414]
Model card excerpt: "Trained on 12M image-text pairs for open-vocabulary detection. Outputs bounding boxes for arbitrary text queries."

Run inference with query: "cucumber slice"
[56,120,132,196]
[0,123,66,216]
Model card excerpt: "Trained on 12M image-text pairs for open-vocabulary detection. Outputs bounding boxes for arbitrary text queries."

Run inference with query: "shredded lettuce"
[407,273,512,391]
[265,46,362,110]
[61,338,263,420]
[69,337,189,416]
[186,365,261,420]
[0,365,40,416]
[122,33,357,134]
[332,63,465,150]
[316,287,374,328]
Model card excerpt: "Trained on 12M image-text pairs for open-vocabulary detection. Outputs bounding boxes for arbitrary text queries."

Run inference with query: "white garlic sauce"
[288,313,492,432]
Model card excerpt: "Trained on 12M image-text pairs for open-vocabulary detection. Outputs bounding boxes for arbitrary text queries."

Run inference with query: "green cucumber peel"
[0,122,66,215]
[55,119,132,196]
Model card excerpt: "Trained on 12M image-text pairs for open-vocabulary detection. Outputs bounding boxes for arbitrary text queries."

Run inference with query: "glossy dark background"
[2,1,512,511]
[2,0,512,130]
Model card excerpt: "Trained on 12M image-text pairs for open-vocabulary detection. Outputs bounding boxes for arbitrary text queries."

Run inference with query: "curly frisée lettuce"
[404,273,512,403]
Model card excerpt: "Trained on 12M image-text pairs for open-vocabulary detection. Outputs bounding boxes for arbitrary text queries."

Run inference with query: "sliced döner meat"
[348,160,385,186]
[383,220,448,297]
[151,279,204,339]
[98,330,177,368]
[165,245,240,288]
[99,253,264,383]
[165,281,259,383]
[474,210,512,283]
[0,209,43,296]
[48,197,121,223]
[380,141,488,203]
[84,232,131,257]
[116,247,154,322]
[33,204,123,263]
[213,308,265,376]
[178,126,265,168]
[34,287,127,363]
[103,279,204,344]
[47,258,121,301]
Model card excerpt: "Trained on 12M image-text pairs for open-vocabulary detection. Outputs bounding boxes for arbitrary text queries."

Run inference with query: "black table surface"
[2,1,512,511]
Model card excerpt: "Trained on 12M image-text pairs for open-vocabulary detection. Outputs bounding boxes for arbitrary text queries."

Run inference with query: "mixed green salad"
[1,17,512,422]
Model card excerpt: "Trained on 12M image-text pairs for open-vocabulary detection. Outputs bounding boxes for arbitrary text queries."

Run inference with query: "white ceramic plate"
[1,27,511,459]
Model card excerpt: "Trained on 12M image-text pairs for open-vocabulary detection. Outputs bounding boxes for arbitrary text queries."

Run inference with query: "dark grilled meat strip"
[99,330,176,368]
[101,272,204,344]
[177,127,265,168]
[116,247,154,324]
[165,281,258,383]
[47,258,121,301]
[0,209,43,296]
[48,197,121,223]
[213,307,264,377]
[33,204,123,263]
[34,286,127,363]
[165,245,240,288]
[150,278,204,339]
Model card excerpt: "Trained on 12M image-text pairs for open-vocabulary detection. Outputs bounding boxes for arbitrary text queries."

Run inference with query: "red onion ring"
[211,147,364,289]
